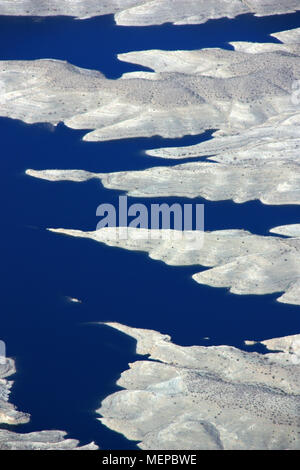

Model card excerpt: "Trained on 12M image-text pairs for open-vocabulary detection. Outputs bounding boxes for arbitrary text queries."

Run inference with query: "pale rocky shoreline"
[45,225,300,306]
[0,358,98,450]
[2,324,300,450]
[0,359,29,426]
[0,1,299,451]
[0,0,299,24]
[19,27,300,308]
[2,30,299,205]
[97,323,300,450]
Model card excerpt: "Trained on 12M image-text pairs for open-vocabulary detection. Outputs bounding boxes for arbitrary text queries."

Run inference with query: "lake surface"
[0,12,299,449]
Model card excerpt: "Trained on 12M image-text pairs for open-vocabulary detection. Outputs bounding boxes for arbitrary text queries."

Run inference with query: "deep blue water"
[1,12,300,77]
[0,12,299,449]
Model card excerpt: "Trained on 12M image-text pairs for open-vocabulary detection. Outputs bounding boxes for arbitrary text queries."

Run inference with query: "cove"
[1,12,300,78]
[0,116,299,448]
[0,11,299,449]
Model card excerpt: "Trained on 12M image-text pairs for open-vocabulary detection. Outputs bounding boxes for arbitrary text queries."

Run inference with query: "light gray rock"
[4,39,300,205]
[97,323,300,450]
[0,0,141,20]
[0,430,98,450]
[261,334,300,365]
[26,157,300,205]
[0,357,98,449]
[272,27,300,44]
[1,42,300,141]
[0,358,30,425]
[270,224,300,237]
[0,0,299,24]
[45,226,300,306]
[26,169,98,183]
[114,1,300,26]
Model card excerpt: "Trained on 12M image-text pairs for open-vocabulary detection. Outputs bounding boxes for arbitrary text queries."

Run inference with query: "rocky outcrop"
[0,358,30,425]
[0,357,98,449]
[97,323,300,450]
[12,35,300,205]
[44,225,300,306]
[0,430,98,450]
[0,1,299,24]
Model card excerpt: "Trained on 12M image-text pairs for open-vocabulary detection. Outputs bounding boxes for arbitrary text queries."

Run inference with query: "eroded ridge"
[0,1,299,24]
[0,356,98,449]
[44,225,300,306]
[0,358,29,425]
[97,323,300,450]
[14,30,300,205]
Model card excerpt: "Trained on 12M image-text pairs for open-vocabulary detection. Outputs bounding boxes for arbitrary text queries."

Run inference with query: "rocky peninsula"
[97,322,300,450]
